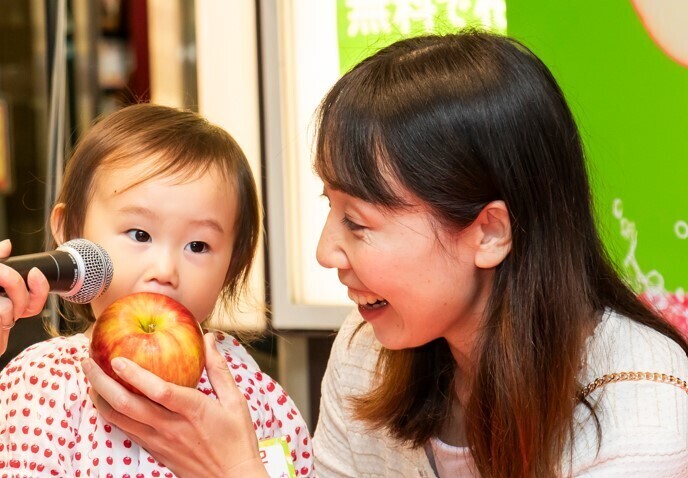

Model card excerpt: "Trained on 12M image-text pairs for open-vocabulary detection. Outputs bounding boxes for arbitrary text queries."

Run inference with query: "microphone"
[0,239,114,304]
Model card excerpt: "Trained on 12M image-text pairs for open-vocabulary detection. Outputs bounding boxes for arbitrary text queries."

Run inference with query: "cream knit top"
[313,310,688,477]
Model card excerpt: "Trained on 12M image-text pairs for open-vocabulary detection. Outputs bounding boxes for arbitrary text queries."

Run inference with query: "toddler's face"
[79,159,237,324]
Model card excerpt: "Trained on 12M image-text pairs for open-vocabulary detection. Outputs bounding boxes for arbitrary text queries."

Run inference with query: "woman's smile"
[347,286,388,308]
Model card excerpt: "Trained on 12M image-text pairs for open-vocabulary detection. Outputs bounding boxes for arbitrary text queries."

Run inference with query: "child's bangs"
[101,135,234,193]
[142,149,227,185]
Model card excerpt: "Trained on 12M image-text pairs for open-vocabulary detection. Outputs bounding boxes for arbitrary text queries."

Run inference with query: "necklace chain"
[579,371,688,399]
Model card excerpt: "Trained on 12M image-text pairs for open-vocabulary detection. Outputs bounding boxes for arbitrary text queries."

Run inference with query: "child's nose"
[145,252,180,288]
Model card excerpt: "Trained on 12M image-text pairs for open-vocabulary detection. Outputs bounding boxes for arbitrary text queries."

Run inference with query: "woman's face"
[317,184,495,354]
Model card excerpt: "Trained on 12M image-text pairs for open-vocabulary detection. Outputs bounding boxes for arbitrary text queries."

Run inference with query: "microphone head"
[57,239,114,304]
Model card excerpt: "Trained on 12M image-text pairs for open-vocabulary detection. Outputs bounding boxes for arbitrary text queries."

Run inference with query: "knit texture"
[313,310,688,477]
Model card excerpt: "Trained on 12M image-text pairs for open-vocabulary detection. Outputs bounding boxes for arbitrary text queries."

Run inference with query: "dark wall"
[0,1,52,370]
[0,0,49,254]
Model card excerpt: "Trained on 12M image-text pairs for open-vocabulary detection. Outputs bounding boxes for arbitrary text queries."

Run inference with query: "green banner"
[337,0,507,74]
[507,0,687,303]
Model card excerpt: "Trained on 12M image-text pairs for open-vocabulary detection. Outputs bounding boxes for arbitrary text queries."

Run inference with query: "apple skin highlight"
[90,292,205,395]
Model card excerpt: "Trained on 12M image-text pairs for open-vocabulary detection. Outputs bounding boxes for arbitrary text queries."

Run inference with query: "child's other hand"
[82,333,269,478]
[0,239,50,356]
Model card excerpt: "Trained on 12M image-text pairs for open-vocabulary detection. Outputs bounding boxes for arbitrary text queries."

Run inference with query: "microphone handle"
[0,251,80,294]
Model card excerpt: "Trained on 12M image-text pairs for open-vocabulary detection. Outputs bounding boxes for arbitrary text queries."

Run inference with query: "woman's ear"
[474,200,512,269]
[50,203,67,246]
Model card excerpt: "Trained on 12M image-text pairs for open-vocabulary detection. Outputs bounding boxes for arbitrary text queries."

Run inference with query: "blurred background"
[0,0,686,432]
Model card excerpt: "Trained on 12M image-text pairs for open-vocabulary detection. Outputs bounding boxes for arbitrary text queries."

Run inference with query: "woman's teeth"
[348,290,388,308]
[361,300,388,310]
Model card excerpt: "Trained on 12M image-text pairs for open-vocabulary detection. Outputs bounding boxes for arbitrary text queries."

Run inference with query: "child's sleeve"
[211,332,315,478]
[262,381,313,478]
[0,339,87,477]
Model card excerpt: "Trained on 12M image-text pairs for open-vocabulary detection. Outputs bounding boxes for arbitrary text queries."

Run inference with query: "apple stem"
[139,321,157,333]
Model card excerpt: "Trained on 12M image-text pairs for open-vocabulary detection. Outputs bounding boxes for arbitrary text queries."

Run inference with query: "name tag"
[259,436,296,478]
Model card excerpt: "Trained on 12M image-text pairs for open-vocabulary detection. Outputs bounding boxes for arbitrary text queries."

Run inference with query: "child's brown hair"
[53,103,260,333]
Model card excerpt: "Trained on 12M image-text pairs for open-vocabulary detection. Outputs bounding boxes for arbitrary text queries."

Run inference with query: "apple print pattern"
[0,331,313,477]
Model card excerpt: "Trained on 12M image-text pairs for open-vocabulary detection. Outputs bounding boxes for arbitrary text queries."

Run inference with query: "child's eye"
[342,216,364,231]
[186,241,209,253]
[126,229,151,243]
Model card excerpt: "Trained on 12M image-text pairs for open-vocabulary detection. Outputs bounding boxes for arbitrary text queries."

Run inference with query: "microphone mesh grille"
[60,239,114,304]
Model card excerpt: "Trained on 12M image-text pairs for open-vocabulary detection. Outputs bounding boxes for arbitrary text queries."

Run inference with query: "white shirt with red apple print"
[0,330,314,477]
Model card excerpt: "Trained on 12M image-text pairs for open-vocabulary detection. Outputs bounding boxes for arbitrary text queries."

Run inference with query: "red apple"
[90,292,205,395]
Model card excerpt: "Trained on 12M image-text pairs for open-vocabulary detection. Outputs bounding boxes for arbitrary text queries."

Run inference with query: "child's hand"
[82,333,269,478]
[0,239,50,356]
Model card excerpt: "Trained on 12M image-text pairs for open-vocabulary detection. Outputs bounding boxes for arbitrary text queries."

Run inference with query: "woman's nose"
[316,216,350,270]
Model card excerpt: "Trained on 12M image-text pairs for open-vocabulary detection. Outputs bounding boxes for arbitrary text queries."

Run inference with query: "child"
[0,104,313,477]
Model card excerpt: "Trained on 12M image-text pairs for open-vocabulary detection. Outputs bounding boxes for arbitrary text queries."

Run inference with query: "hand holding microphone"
[0,238,113,304]
[0,238,113,354]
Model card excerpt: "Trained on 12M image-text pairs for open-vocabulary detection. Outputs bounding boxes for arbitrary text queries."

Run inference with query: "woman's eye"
[341,216,364,231]
[186,241,209,253]
[127,229,151,243]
